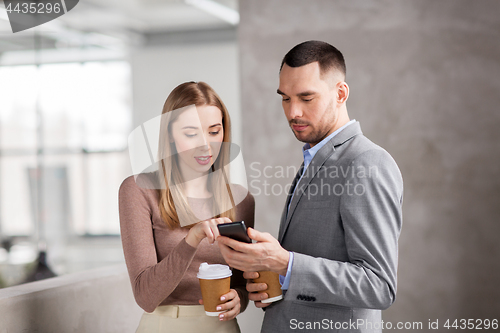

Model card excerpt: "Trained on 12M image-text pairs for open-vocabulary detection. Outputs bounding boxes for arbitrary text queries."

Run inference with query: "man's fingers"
[247,279,271,305]
[248,291,268,302]
[254,300,271,309]
[243,271,259,279]
[218,241,240,258]
[217,235,251,252]
[247,227,272,242]
[246,282,268,293]
[218,241,266,272]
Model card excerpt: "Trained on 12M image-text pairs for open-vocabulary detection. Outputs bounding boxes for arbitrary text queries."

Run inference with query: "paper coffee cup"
[253,271,283,303]
[197,263,232,316]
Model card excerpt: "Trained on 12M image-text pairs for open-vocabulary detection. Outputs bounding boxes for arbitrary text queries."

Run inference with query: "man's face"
[278,62,340,146]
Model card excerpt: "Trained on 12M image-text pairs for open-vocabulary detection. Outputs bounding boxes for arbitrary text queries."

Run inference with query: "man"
[217,41,403,332]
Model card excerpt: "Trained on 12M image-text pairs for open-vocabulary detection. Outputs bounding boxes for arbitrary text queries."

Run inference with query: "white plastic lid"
[197,262,232,279]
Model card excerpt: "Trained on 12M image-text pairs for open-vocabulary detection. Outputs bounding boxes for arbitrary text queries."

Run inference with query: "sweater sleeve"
[118,176,198,312]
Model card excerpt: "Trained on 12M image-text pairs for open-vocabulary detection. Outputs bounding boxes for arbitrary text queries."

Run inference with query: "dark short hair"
[280,40,346,79]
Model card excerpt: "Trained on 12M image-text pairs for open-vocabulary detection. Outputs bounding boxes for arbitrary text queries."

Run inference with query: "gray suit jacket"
[261,122,403,333]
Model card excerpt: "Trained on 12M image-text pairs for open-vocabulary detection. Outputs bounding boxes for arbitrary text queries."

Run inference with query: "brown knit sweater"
[118,173,255,313]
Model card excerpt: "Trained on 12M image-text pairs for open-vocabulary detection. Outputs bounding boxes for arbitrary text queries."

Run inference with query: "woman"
[119,81,254,333]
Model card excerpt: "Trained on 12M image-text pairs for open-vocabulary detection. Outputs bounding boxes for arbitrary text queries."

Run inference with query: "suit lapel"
[278,122,363,243]
[278,163,303,242]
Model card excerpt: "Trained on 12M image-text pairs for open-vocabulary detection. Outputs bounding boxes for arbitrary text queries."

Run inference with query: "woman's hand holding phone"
[185,217,232,248]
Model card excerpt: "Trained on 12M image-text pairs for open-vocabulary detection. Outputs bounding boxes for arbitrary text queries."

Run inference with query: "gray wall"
[131,40,242,146]
[239,0,500,330]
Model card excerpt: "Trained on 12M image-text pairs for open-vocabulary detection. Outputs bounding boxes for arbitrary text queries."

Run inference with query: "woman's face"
[170,105,224,177]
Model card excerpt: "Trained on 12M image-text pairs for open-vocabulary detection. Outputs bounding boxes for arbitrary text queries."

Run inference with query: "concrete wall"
[239,0,500,330]
[0,265,143,332]
[130,38,242,146]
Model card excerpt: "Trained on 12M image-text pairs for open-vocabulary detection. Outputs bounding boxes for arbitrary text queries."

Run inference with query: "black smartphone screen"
[217,221,252,243]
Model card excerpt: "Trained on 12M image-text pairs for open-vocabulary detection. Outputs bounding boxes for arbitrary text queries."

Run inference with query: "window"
[0,61,131,237]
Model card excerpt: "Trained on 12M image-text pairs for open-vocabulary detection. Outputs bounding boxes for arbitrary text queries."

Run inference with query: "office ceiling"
[0,0,238,62]
[58,0,237,34]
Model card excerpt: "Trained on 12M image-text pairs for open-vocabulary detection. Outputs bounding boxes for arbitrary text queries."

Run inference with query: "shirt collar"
[302,119,356,164]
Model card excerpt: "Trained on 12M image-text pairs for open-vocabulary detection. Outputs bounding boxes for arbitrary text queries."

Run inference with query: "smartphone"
[217,221,252,243]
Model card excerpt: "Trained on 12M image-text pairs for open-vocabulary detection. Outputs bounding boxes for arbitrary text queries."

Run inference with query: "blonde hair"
[157,81,235,228]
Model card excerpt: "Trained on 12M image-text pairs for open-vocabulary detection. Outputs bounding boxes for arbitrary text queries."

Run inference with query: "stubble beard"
[290,98,338,146]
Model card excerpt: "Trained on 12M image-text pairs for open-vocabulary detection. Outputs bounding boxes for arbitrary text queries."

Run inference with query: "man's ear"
[336,82,349,104]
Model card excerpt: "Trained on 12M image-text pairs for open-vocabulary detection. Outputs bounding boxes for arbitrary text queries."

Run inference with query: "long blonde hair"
[158,81,235,228]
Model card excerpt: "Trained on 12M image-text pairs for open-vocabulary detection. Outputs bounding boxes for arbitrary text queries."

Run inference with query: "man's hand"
[217,227,289,275]
[243,271,272,308]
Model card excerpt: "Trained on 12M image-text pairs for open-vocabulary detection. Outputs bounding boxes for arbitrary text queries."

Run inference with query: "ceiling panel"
[0,0,238,59]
